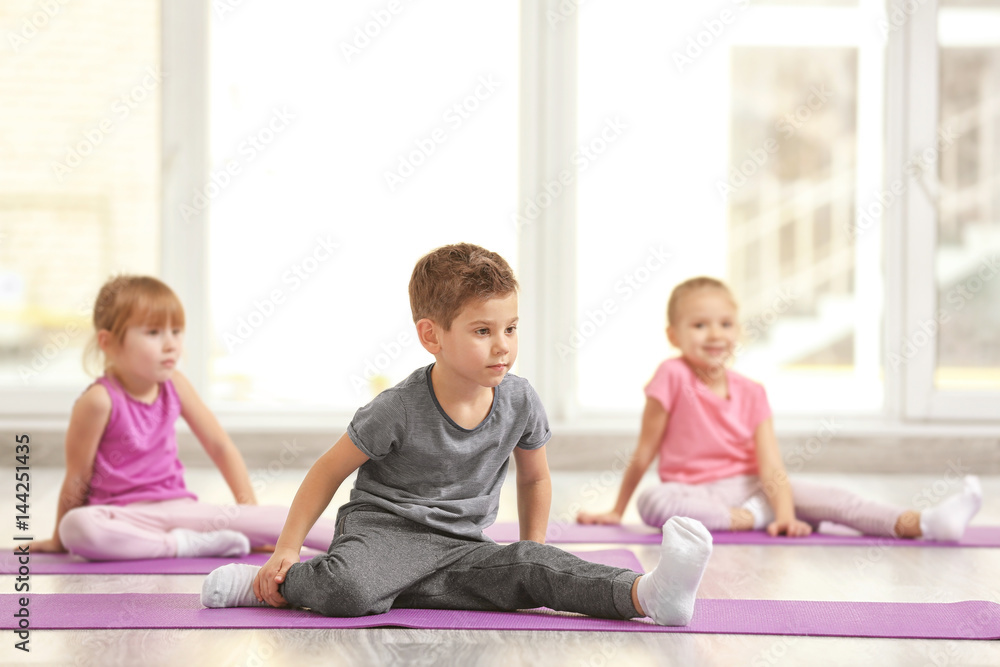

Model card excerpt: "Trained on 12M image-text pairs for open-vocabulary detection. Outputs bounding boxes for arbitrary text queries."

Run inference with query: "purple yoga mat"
[1,552,275,575]
[483,522,1000,547]
[3,593,996,639]
[0,547,637,576]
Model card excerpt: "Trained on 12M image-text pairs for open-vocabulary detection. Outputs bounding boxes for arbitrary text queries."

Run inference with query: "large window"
[576,1,885,414]
[5,1,999,425]
[208,1,519,411]
[0,0,160,407]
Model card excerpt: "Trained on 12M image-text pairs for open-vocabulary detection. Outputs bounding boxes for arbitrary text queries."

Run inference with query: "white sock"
[636,516,713,626]
[171,528,250,558]
[740,494,775,530]
[919,475,982,541]
[201,563,269,608]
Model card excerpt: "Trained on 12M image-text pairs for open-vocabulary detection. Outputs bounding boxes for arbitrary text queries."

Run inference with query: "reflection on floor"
[9,468,1000,667]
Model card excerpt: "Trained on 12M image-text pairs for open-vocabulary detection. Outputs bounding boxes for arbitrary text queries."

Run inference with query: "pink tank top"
[86,375,197,506]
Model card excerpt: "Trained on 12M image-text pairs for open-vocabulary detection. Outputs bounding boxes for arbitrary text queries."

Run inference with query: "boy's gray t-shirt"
[342,364,551,540]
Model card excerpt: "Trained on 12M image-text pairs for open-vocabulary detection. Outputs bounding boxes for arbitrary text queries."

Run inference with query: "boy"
[202,243,712,625]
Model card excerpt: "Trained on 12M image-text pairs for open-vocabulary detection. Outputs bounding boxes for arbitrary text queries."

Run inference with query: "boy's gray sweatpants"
[281,507,641,619]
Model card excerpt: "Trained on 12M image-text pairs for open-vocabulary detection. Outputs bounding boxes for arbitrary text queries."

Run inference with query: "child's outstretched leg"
[904,475,982,540]
[57,500,335,561]
[395,515,713,627]
[201,564,269,608]
[636,482,733,531]
[791,475,982,540]
[635,517,713,625]
[637,477,763,532]
[58,505,250,560]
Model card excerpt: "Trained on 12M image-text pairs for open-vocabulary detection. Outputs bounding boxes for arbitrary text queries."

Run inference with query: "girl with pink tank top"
[578,277,982,541]
[29,276,334,561]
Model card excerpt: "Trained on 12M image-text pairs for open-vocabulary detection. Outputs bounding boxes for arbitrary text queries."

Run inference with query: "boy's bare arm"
[254,433,369,607]
[513,445,552,543]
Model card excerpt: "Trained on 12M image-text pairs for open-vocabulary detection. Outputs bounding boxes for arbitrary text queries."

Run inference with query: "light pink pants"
[636,475,904,537]
[58,498,336,561]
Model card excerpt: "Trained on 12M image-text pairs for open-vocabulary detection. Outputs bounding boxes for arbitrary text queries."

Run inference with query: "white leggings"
[636,475,904,537]
[58,498,336,561]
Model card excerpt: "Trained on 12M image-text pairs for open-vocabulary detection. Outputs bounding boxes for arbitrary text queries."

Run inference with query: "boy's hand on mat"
[577,510,623,525]
[767,518,813,537]
[251,543,277,553]
[25,537,66,553]
[253,548,299,607]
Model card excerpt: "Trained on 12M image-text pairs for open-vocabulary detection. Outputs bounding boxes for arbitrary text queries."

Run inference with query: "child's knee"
[283,561,389,617]
[637,489,686,527]
[58,507,104,553]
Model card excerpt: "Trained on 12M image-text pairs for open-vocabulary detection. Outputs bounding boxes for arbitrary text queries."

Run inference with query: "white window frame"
[902,0,1000,421]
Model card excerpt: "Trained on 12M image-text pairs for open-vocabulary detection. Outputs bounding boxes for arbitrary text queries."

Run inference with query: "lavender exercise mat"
[0,547,635,576]
[3,593,997,639]
[0,550,326,575]
[483,522,1000,547]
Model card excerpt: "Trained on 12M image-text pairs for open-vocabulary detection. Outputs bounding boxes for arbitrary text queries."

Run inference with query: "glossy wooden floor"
[7,468,1000,666]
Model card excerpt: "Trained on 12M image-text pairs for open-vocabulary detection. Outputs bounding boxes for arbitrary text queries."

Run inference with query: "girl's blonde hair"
[83,275,185,375]
[666,276,737,326]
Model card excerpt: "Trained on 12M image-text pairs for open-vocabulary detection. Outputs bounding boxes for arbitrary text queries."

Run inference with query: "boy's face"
[436,293,518,388]
[667,288,738,372]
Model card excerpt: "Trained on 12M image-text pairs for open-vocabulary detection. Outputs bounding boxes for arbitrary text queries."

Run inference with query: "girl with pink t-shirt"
[29,275,333,561]
[578,277,982,540]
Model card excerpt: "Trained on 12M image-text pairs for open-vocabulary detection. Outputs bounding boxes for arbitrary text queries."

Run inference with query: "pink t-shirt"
[86,375,197,506]
[644,358,772,485]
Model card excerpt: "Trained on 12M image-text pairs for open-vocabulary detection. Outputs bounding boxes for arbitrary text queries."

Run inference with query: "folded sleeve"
[346,391,407,460]
[749,381,773,428]
[644,360,680,412]
[516,383,552,450]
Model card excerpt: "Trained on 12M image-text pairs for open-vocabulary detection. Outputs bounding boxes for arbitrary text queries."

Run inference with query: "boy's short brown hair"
[409,243,518,329]
[667,276,737,326]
